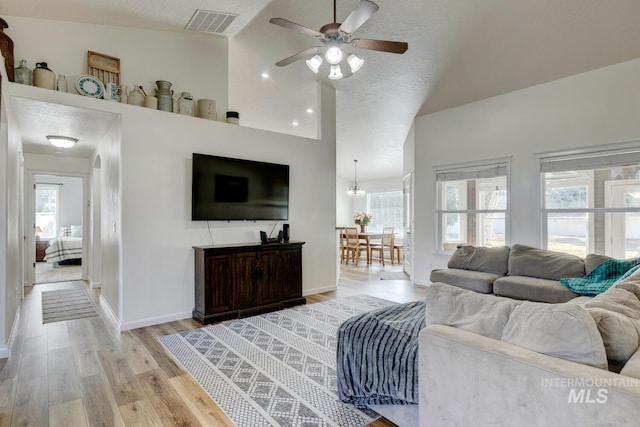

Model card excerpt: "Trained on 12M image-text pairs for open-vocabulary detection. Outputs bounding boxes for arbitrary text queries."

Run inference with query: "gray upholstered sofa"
[429,244,610,303]
[419,272,640,426]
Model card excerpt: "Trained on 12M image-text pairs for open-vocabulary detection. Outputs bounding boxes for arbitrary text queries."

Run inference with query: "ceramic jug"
[33,62,55,90]
[155,80,173,112]
[14,59,32,85]
[178,92,195,116]
[128,85,145,107]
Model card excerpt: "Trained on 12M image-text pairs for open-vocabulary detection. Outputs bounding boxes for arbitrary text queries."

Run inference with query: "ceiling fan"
[269,0,408,80]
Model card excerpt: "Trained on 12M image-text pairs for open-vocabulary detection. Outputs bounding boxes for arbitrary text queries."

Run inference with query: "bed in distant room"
[44,225,83,266]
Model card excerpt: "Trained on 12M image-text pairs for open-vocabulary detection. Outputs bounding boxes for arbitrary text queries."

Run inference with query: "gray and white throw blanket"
[336,299,426,408]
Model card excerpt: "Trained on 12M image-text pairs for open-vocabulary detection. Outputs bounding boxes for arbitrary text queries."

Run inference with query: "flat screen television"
[191,153,289,221]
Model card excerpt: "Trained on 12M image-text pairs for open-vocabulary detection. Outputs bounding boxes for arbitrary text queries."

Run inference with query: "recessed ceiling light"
[261,72,270,79]
[306,108,313,114]
[292,120,299,126]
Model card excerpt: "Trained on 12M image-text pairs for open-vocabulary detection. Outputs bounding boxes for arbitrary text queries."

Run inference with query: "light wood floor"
[0,261,425,426]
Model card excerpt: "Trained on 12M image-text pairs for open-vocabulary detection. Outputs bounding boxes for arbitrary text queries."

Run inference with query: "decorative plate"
[76,75,105,98]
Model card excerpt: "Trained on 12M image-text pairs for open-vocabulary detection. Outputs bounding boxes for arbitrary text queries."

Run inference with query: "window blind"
[436,164,507,182]
[540,149,640,173]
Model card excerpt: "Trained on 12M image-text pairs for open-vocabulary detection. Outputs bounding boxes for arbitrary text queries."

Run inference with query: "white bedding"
[44,236,83,263]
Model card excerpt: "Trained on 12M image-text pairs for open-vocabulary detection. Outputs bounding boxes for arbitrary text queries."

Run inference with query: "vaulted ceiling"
[3,0,640,181]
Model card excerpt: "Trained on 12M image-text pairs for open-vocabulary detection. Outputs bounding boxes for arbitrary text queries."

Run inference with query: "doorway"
[33,174,84,284]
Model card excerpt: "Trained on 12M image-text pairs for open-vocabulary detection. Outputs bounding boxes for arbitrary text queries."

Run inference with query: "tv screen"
[192,153,289,221]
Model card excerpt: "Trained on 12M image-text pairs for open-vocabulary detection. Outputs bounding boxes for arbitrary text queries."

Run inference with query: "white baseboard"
[2,304,22,359]
[0,345,8,359]
[120,311,193,331]
[303,284,337,296]
[99,294,121,329]
[90,280,102,289]
[412,279,431,287]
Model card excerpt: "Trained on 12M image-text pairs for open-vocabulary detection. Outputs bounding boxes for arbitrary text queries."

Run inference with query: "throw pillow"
[59,226,71,237]
[446,245,510,275]
[70,225,82,237]
[585,253,612,275]
[508,244,585,280]
[582,286,640,365]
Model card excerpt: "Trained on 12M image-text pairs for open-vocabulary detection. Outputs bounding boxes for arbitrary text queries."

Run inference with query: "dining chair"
[339,227,348,263]
[394,236,403,263]
[345,226,367,265]
[370,227,395,265]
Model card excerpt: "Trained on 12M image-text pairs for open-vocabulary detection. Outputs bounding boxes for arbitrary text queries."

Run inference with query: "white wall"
[118,83,337,329]
[6,16,229,120]
[413,58,640,285]
[0,68,23,358]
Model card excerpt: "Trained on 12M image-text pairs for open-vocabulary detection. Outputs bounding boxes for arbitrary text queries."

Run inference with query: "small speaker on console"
[283,224,290,242]
[260,231,268,244]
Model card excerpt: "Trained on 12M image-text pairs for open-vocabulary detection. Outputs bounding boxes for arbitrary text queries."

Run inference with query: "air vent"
[185,9,238,35]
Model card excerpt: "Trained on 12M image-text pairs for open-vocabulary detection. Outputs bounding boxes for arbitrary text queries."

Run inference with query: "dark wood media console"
[193,241,306,324]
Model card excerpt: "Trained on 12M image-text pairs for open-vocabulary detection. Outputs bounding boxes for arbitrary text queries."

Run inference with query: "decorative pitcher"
[155,80,173,112]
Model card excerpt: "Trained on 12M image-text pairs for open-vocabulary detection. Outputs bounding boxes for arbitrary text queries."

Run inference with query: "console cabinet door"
[234,251,258,309]
[203,253,234,314]
[280,246,302,300]
[258,249,281,305]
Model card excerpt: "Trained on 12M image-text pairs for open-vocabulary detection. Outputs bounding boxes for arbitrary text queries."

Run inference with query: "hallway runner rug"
[41,287,98,324]
[158,295,397,427]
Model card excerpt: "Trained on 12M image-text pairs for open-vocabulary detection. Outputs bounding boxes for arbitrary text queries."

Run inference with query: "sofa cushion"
[425,283,608,369]
[426,282,523,339]
[508,244,585,280]
[620,346,640,379]
[429,268,500,293]
[493,275,579,303]
[502,301,609,369]
[447,245,510,275]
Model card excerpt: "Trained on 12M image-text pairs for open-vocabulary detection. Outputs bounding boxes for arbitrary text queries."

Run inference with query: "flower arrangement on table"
[353,212,373,231]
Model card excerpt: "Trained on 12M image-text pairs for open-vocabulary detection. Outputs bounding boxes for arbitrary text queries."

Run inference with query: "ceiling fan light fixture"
[328,64,343,80]
[46,135,78,148]
[325,46,344,65]
[347,54,364,73]
[305,55,323,73]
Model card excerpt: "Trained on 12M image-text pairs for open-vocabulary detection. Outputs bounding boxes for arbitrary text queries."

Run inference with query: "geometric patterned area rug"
[158,294,398,427]
[41,287,98,324]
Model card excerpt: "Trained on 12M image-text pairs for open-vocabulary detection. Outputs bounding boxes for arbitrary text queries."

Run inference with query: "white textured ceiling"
[3,0,640,181]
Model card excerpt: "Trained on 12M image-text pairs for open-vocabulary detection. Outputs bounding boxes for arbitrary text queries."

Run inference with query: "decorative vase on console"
[360,224,365,233]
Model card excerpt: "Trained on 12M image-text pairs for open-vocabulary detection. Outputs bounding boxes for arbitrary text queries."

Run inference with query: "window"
[540,147,640,258]
[367,191,403,233]
[436,161,509,252]
[35,184,59,239]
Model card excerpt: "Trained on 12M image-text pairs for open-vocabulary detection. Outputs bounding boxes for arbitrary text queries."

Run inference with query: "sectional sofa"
[421,246,640,426]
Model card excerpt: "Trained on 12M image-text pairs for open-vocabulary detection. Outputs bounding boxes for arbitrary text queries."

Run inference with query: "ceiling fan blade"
[275,46,324,67]
[339,0,379,34]
[351,38,408,54]
[269,18,323,38]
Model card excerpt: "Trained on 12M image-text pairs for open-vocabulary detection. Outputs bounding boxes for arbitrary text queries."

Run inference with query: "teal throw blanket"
[560,257,640,296]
